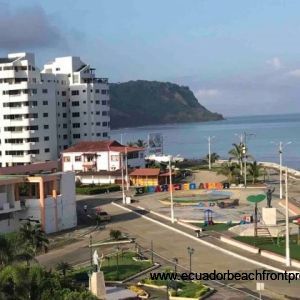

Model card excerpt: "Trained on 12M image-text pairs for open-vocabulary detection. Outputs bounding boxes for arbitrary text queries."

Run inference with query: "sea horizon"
[111,113,300,170]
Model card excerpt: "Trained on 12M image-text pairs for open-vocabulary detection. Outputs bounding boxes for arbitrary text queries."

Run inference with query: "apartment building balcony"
[82,161,96,167]
[82,78,108,84]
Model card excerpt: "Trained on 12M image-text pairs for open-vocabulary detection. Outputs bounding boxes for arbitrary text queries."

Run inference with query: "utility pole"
[243,132,255,188]
[120,153,126,204]
[169,156,174,223]
[125,147,129,191]
[279,142,283,199]
[285,167,291,267]
[207,136,215,170]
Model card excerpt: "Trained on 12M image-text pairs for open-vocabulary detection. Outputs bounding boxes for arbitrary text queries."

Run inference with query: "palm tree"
[135,139,147,148]
[205,152,220,164]
[217,162,240,183]
[19,222,49,254]
[248,161,262,184]
[56,262,73,277]
[228,143,245,175]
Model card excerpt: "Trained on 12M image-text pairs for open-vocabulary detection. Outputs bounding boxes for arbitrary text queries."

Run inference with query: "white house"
[62,140,145,184]
[0,161,77,234]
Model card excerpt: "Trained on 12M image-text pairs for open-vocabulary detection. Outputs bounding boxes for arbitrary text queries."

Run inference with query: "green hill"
[110,80,223,129]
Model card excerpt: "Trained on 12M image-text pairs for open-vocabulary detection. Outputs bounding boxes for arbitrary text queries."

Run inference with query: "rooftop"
[63,140,144,153]
[129,168,160,176]
[0,58,16,64]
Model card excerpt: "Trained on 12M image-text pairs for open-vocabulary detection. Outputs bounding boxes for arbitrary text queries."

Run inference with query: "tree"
[228,143,244,175]
[109,229,122,240]
[217,162,240,183]
[126,141,135,147]
[19,222,49,255]
[56,262,73,278]
[135,139,147,148]
[205,152,220,164]
[248,161,262,184]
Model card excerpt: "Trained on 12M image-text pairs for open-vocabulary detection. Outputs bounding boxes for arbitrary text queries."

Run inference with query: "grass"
[142,277,209,298]
[72,251,152,282]
[194,223,235,232]
[234,235,300,260]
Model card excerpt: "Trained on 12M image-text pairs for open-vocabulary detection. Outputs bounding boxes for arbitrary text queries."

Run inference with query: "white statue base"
[90,271,106,299]
[262,207,277,226]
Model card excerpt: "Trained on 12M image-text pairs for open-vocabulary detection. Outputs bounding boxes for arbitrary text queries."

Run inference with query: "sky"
[1,0,300,117]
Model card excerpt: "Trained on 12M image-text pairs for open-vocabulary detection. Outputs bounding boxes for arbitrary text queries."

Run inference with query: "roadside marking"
[112,202,287,273]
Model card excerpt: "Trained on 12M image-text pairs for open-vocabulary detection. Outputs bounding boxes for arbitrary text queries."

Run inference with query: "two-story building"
[62,140,145,184]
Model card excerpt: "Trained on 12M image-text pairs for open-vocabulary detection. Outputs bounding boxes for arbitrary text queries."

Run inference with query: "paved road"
[38,195,300,299]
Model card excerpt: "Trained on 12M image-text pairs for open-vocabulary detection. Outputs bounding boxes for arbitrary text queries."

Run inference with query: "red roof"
[129,168,160,176]
[63,140,143,153]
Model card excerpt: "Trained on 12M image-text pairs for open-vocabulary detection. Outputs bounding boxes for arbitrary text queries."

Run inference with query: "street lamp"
[120,153,126,204]
[125,147,129,191]
[206,136,215,170]
[272,141,292,199]
[173,257,178,274]
[285,167,291,267]
[187,246,194,272]
[145,154,183,223]
[242,132,255,188]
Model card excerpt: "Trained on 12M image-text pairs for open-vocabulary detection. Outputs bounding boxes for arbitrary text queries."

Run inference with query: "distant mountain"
[110,80,223,129]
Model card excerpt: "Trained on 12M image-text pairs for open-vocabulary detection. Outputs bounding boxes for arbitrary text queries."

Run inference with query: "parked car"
[96,211,111,221]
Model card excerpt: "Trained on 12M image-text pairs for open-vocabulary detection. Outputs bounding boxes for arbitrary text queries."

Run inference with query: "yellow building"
[129,168,160,186]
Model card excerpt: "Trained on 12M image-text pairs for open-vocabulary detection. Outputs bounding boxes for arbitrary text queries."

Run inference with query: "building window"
[102,122,108,126]
[63,124,67,128]
[63,134,68,139]
[44,136,49,141]
[43,101,48,105]
[96,111,100,115]
[102,111,108,116]
[101,89,107,94]
[63,145,68,150]
[72,101,80,106]
[103,132,108,137]
[83,90,86,93]
[42,89,48,94]
[62,102,67,107]
[63,156,71,162]
[72,112,80,117]
[45,148,50,153]
[71,90,79,96]
[44,125,49,129]
[96,100,100,104]
[62,91,67,96]
[43,113,48,117]
[73,134,80,139]
[63,113,67,118]
[75,156,81,162]
[96,122,100,126]
[102,100,107,105]
[72,123,80,128]
[27,149,39,154]
[111,155,119,161]
[95,89,100,93]
[96,133,101,137]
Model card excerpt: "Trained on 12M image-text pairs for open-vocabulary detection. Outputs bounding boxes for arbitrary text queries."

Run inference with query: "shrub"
[76,184,120,195]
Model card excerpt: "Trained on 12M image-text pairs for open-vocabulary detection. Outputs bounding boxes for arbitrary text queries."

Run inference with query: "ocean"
[111,113,300,170]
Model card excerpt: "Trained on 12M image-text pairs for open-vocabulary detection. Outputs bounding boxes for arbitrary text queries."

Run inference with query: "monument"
[89,250,106,299]
[263,187,277,226]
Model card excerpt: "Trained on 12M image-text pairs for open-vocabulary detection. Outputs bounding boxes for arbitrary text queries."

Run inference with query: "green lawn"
[194,223,235,232]
[234,235,300,260]
[142,277,209,298]
[72,251,152,282]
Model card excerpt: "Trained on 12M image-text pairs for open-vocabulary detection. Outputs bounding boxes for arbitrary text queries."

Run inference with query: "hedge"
[76,184,121,195]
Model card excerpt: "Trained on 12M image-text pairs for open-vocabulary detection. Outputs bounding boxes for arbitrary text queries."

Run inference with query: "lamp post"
[169,155,174,223]
[285,167,291,267]
[242,132,255,188]
[125,147,129,191]
[207,136,215,170]
[187,247,194,272]
[173,257,178,274]
[120,153,126,204]
[276,141,292,199]
[235,133,244,176]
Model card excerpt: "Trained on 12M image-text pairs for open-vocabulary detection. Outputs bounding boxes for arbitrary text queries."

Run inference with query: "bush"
[76,184,120,195]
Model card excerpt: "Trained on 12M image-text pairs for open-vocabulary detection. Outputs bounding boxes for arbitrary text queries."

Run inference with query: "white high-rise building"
[0,52,110,167]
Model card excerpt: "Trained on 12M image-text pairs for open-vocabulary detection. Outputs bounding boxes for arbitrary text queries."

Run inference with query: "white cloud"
[195,89,220,100]
[266,57,282,70]
[286,69,300,77]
